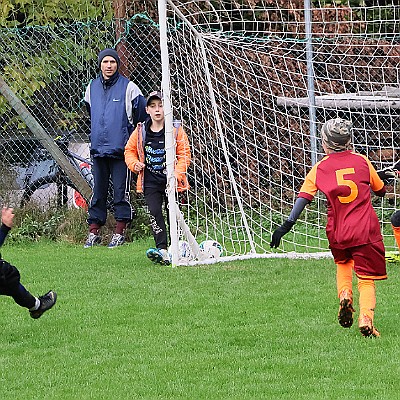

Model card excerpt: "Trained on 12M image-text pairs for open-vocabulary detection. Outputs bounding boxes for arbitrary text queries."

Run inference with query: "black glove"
[377,168,396,181]
[270,220,295,248]
[377,162,400,181]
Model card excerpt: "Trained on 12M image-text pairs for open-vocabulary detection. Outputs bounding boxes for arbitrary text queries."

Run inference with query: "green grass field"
[1,240,400,399]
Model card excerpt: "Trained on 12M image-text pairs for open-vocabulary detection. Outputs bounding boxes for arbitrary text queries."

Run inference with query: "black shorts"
[0,259,21,291]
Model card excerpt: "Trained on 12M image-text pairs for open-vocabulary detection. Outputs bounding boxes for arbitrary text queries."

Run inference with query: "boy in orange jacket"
[125,91,191,265]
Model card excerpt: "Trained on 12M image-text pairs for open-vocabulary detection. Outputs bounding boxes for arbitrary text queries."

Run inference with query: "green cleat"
[385,252,400,263]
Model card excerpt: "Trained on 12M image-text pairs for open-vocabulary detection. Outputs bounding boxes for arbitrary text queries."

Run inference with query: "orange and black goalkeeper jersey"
[299,150,385,249]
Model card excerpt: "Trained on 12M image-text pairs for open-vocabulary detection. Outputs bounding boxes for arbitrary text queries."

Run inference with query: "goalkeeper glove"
[270,220,295,248]
[377,162,400,181]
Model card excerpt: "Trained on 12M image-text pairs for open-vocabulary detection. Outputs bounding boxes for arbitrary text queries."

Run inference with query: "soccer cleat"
[146,248,171,266]
[359,314,380,338]
[146,248,159,263]
[385,252,400,263]
[338,289,355,328]
[84,232,101,248]
[159,249,171,265]
[30,290,57,319]
[108,233,125,248]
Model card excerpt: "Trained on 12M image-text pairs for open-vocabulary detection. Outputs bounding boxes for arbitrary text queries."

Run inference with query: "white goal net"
[160,0,400,264]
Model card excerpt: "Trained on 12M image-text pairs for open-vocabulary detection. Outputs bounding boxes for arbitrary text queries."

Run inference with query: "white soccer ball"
[199,240,223,259]
[168,240,193,261]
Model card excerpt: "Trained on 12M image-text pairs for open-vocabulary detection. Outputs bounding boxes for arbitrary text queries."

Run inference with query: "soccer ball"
[168,240,193,261]
[199,240,223,259]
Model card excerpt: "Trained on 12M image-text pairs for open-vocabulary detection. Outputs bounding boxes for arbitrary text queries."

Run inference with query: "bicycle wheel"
[20,175,77,208]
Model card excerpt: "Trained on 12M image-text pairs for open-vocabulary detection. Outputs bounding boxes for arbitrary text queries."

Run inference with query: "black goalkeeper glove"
[377,168,397,181]
[270,220,295,248]
[377,162,400,181]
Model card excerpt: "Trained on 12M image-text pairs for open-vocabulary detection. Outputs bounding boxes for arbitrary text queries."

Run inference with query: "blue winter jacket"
[84,72,147,158]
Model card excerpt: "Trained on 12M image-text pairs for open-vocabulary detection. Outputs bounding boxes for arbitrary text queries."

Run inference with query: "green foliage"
[8,206,66,242]
[0,0,113,28]
[6,199,153,245]
[0,28,96,113]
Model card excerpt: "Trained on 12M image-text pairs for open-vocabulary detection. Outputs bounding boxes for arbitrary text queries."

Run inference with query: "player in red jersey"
[271,118,386,337]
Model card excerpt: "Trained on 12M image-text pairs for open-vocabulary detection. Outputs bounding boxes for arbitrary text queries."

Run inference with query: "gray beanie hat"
[320,118,352,151]
[98,48,120,69]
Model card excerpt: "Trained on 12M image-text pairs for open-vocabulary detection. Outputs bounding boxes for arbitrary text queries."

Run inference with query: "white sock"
[29,297,41,311]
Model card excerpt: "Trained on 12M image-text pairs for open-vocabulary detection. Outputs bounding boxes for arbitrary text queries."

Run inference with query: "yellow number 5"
[336,168,358,204]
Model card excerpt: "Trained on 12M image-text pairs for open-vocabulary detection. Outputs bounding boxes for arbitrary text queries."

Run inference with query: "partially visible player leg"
[358,278,380,337]
[336,260,355,328]
[353,241,386,337]
[390,210,400,258]
[0,260,56,318]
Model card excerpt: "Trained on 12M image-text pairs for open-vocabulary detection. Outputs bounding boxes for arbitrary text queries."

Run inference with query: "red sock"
[115,221,127,235]
[89,223,100,235]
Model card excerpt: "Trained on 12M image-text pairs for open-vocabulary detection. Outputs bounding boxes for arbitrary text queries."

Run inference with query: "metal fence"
[0,19,161,209]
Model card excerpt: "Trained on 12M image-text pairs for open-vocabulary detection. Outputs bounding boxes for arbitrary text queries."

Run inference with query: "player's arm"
[0,207,14,248]
[270,197,310,248]
[366,158,387,197]
[270,163,319,248]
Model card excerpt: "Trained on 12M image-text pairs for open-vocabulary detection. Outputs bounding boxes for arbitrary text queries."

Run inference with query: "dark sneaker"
[338,289,355,328]
[108,233,125,248]
[84,233,101,248]
[359,314,380,338]
[30,290,57,319]
[146,248,171,265]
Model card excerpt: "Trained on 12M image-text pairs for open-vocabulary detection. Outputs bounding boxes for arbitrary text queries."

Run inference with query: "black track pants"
[0,260,36,309]
[144,186,169,250]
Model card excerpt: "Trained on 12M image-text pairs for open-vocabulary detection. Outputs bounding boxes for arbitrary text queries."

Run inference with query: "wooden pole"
[113,0,128,77]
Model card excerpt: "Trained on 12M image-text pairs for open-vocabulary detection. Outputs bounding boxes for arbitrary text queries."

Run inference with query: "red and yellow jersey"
[299,150,385,249]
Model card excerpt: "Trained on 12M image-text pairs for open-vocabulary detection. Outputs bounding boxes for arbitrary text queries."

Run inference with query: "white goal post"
[158,0,400,266]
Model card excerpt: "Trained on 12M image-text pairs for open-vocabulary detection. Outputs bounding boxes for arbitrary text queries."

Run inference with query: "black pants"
[88,157,134,226]
[144,186,169,250]
[0,260,36,309]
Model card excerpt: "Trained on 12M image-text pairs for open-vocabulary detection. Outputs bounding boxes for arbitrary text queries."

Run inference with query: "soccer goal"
[159,0,400,265]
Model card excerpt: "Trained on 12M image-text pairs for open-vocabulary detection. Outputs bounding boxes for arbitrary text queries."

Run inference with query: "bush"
[6,195,153,245]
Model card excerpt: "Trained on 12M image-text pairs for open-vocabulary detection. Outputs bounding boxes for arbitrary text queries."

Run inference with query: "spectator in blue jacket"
[84,48,148,248]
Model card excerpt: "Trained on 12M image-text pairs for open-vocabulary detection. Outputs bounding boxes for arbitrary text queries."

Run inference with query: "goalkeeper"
[0,207,57,319]
[271,118,387,338]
